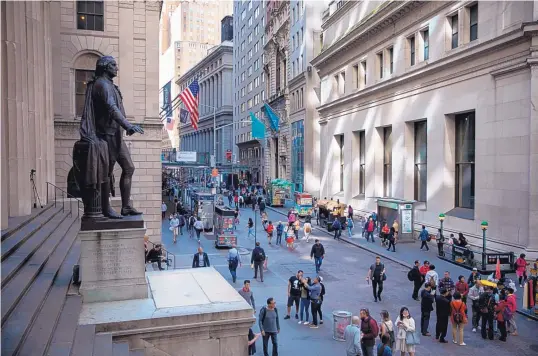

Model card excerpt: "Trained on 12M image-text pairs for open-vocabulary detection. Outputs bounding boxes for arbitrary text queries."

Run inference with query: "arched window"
[73,53,100,117]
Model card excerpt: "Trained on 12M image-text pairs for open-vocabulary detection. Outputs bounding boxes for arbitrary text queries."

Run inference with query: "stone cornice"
[321,0,355,30]
[317,29,528,122]
[312,1,424,69]
[176,45,233,86]
[288,71,306,89]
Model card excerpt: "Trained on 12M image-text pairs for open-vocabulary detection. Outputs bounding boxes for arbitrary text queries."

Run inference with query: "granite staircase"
[1,198,145,356]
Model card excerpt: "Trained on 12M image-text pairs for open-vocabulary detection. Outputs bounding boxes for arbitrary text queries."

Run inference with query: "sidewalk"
[267,206,538,321]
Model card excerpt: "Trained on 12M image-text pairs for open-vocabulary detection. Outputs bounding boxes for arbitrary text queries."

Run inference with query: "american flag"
[179,79,200,130]
[165,117,174,131]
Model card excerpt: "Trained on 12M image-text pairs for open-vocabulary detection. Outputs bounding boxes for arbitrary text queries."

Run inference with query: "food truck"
[266,179,292,207]
[213,206,237,248]
[294,192,313,217]
[191,192,214,232]
[317,200,347,231]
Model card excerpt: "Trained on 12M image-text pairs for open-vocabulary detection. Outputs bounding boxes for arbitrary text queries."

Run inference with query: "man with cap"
[420,283,435,336]
[467,267,481,288]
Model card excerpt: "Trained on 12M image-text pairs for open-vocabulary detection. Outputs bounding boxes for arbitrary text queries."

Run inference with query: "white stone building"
[311,0,538,256]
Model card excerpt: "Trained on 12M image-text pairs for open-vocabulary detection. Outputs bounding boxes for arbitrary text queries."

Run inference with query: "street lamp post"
[481,221,488,270]
[438,213,445,235]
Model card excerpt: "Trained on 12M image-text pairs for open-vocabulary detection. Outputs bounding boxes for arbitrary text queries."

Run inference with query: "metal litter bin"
[332,310,352,341]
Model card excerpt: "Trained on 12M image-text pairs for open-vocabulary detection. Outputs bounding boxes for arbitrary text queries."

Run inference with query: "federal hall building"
[1,1,163,241]
[313,1,538,257]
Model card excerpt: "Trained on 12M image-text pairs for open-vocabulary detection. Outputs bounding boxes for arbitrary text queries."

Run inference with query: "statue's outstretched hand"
[127,125,144,136]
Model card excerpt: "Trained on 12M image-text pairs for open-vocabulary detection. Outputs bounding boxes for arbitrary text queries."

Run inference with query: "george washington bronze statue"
[73,55,144,221]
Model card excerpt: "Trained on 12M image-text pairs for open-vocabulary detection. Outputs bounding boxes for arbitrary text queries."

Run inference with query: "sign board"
[176,151,197,162]
[401,209,413,233]
[486,254,512,265]
[378,200,398,210]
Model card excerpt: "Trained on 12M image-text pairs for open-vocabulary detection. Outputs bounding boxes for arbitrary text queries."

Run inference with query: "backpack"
[320,282,326,299]
[253,248,265,262]
[407,269,414,282]
[371,212,377,221]
[503,303,514,321]
[305,225,312,233]
[429,274,436,287]
[452,302,464,324]
[382,321,395,348]
[426,234,432,242]
[260,306,278,324]
[228,255,239,269]
[348,220,354,228]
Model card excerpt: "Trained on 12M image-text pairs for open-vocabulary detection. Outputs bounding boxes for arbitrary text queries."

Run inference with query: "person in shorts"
[284,270,303,320]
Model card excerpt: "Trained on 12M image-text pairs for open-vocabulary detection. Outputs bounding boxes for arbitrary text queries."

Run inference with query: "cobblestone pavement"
[160,202,538,356]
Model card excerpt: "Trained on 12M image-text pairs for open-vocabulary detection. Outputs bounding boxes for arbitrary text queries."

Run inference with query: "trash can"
[332,310,352,341]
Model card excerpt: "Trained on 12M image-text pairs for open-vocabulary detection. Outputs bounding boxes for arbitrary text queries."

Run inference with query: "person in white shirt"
[169,214,179,243]
[425,264,439,295]
[193,217,204,241]
[161,201,167,219]
[227,244,242,283]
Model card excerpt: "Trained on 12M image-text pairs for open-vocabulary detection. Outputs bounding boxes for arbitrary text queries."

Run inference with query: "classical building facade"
[159,0,232,149]
[312,0,538,256]
[178,41,234,169]
[1,1,163,241]
[233,0,266,184]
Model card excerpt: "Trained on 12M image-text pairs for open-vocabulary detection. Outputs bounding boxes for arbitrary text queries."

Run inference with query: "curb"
[265,206,537,321]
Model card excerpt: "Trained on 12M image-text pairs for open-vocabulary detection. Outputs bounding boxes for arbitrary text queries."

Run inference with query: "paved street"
[159,202,538,356]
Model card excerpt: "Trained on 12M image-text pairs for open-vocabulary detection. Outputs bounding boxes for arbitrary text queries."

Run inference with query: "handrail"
[46,182,83,219]
[146,239,176,270]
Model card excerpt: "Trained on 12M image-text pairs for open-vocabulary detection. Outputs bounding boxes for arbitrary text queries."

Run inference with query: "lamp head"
[481,221,488,231]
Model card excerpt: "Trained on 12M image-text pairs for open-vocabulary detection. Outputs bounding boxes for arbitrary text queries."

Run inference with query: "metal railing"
[145,239,177,270]
[46,182,83,219]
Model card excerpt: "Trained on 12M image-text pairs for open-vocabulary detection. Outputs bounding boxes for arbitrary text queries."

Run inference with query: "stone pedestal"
[79,216,148,303]
[79,268,254,356]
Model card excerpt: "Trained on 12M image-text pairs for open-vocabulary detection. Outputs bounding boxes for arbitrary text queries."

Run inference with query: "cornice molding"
[321,0,355,30]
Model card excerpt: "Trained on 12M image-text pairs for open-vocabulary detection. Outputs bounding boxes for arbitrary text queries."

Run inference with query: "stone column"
[528,54,538,256]
[216,72,221,108]
[391,121,405,199]
[200,82,205,115]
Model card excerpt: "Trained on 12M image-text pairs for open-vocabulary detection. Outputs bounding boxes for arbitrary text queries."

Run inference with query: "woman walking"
[247,218,255,238]
[450,292,467,345]
[394,307,416,356]
[346,216,354,237]
[303,221,312,242]
[386,227,397,252]
[169,214,179,243]
[515,253,529,287]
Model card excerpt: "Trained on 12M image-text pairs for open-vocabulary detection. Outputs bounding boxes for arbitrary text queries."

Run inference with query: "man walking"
[238,280,255,311]
[332,218,342,240]
[435,288,451,343]
[419,225,430,251]
[344,316,362,356]
[251,242,266,282]
[227,244,241,283]
[161,201,167,219]
[420,283,434,336]
[366,256,385,302]
[364,217,375,242]
[259,297,280,356]
[284,270,303,320]
[192,247,210,268]
[310,239,325,273]
[409,260,423,301]
[359,308,378,356]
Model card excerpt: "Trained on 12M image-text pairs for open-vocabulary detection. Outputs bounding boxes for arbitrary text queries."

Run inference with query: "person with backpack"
[420,283,435,336]
[378,310,394,349]
[419,225,430,251]
[344,316,362,356]
[332,218,342,240]
[425,264,439,296]
[366,256,386,302]
[251,242,266,282]
[408,260,423,301]
[494,295,509,342]
[371,211,378,231]
[450,292,467,345]
[346,216,354,237]
[360,308,379,356]
[259,297,280,356]
[435,288,452,343]
[227,244,241,283]
[303,220,312,242]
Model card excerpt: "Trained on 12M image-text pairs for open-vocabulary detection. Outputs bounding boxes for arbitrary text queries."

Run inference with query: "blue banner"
[263,103,280,132]
[162,81,172,117]
[250,112,265,139]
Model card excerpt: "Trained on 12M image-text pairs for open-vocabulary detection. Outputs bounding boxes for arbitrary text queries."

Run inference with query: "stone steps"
[1,205,62,263]
[92,333,113,356]
[112,342,130,356]
[1,214,78,324]
[1,204,53,242]
[46,295,82,356]
[0,204,81,356]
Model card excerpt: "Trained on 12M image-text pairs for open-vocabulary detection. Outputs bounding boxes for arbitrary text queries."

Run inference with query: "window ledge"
[446,207,475,220]
[414,201,427,210]
[352,194,365,201]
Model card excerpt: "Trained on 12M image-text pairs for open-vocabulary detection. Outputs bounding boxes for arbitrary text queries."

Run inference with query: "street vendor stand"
[294,192,313,217]
[192,192,214,232]
[266,179,292,207]
[317,200,346,231]
[213,206,237,248]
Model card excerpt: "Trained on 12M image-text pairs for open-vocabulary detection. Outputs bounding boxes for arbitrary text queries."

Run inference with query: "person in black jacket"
[251,242,266,282]
[435,288,452,343]
[420,283,435,336]
[146,244,168,271]
[192,247,210,268]
[479,287,496,340]
[410,260,423,300]
[310,239,325,273]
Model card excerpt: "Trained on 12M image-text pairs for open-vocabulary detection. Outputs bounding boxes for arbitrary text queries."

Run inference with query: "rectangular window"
[248,66,253,76]
[292,35,295,49]
[241,87,245,97]
[75,69,94,115]
[248,50,252,60]
[353,64,359,89]
[254,77,260,87]
[361,61,367,86]
[383,126,392,197]
[469,4,478,41]
[241,103,245,112]
[248,17,253,27]
[455,112,475,209]
[409,36,416,66]
[338,135,344,191]
[451,14,459,49]
[254,41,259,53]
[255,7,259,18]
[254,25,259,36]
[248,99,252,109]
[241,10,246,20]
[254,94,259,105]
[359,131,365,195]
[423,29,429,60]
[389,47,394,74]
[77,1,104,31]
[292,61,296,77]
[262,90,265,100]
[377,52,383,79]
[248,33,252,43]
[414,121,427,202]
[248,82,253,92]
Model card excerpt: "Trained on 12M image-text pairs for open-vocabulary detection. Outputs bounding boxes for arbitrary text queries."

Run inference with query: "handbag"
[382,273,387,281]
[405,330,421,345]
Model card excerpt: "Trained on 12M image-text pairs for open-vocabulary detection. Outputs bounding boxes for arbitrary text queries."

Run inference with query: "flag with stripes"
[179,79,200,130]
[165,117,174,131]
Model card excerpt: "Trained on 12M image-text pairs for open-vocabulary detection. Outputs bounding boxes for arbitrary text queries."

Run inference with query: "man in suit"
[192,247,210,268]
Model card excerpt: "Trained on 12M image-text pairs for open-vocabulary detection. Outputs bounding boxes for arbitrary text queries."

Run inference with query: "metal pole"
[482,229,487,270]
[213,106,217,168]
[440,219,444,236]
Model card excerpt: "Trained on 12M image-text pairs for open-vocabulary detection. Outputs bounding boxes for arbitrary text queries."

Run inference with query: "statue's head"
[95,56,118,78]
